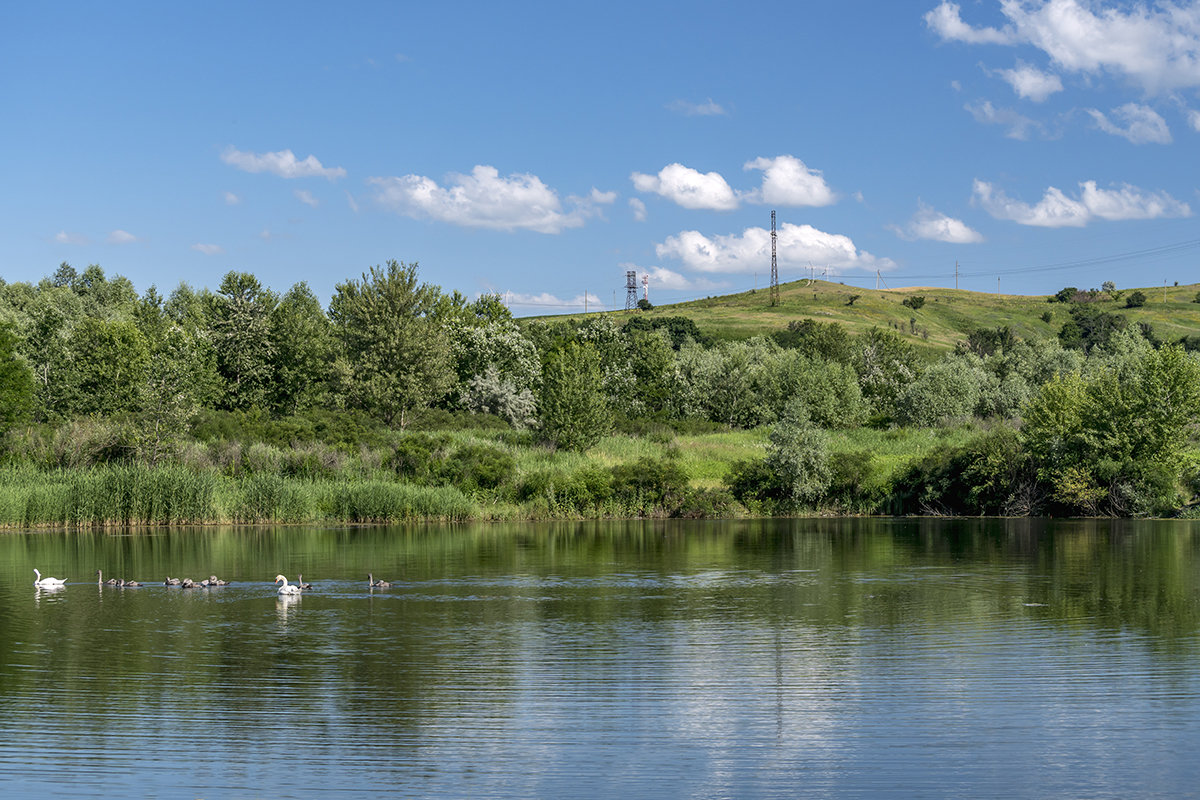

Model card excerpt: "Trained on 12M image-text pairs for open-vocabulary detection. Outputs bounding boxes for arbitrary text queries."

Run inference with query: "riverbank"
[0,423,1007,529]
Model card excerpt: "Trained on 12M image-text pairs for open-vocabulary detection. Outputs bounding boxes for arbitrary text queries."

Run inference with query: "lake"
[1,518,1198,798]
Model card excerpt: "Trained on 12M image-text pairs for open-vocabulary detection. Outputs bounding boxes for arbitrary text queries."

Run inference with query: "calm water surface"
[1,518,1198,798]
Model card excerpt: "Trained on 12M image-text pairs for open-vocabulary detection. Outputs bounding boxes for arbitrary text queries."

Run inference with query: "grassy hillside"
[535,280,1200,355]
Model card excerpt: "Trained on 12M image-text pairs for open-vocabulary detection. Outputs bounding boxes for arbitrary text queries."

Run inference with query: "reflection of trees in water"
[2,518,1199,740]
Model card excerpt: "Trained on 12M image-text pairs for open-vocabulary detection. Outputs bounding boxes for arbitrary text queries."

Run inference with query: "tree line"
[2,262,1200,518]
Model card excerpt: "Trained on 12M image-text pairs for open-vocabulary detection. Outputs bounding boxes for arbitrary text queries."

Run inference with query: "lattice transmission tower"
[624,270,638,310]
[770,210,779,306]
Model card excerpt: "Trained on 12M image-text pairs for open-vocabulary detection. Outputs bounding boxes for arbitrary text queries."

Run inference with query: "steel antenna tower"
[770,210,779,306]
[625,269,638,310]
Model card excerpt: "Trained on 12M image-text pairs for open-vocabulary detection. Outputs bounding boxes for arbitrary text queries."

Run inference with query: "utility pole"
[955,260,959,290]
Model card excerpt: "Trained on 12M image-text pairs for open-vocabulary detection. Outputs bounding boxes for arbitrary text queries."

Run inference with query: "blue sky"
[3,0,1200,313]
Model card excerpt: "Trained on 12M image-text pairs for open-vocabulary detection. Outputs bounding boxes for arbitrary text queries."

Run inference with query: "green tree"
[0,322,34,438]
[270,282,335,414]
[766,398,831,505]
[538,341,611,451]
[66,318,150,416]
[207,272,277,411]
[329,260,453,427]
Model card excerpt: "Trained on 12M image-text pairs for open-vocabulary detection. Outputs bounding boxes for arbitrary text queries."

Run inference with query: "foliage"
[765,399,831,505]
[207,271,277,411]
[0,323,34,440]
[772,318,855,362]
[902,295,926,310]
[1126,290,1147,308]
[538,341,611,452]
[460,366,537,428]
[329,260,454,427]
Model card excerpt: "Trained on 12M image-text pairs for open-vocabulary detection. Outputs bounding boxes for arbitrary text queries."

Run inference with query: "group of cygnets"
[33,568,394,593]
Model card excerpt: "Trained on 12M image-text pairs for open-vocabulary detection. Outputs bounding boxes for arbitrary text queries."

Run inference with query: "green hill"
[536,280,1200,355]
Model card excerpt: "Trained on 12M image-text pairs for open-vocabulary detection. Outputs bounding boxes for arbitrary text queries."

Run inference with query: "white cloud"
[656,223,895,275]
[667,98,727,116]
[191,243,225,255]
[54,230,89,245]
[345,190,360,213]
[223,191,241,205]
[502,291,605,312]
[743,155,836,207]
[925,1,1015,45]
[1086,102,1172,143]
[623,264,728,292]
[368,165,591,233]
[106,229,139,245]
[259,229,273,240]
[973,178,1190,227]
[631,163,740,211]
[929,0,1200,94]
[629,197,647,222]
[965,99,1043,139]
[294,189,319,207]
[891,203,984,243]
[220,147,346,180]
[995,62,1063,101]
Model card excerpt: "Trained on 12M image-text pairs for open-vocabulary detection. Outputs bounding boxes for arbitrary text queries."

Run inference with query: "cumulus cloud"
[221,147,346,180]
[191,243,225,255]
[656,223,895,275]
[994,62,1063,101]
[1086,102,1173,143]
[631,163,740,211]
[928,0,1200,94]
[743,155,836,207]
[629,197,647,222]
[54,230,89,245]
[891,203,984,243]
[965,99,1043,139]
[106,229,139,245]
[223,191,241,205]
[973,178,1191,227]
[294,189,319,207]
[925,1,1015,44]
[368,165,597,233]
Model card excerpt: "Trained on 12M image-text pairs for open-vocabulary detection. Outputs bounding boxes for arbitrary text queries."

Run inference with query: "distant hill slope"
[529,280,1200,355]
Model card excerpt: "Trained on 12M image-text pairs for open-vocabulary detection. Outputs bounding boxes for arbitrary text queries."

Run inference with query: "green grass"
[530,279,1200,357]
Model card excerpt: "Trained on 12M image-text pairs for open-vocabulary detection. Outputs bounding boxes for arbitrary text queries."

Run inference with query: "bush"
[437,444,516,492]
[1125,290,1147,308]
[609,456,689,512]
[384,433,451,482]
[902,295,926,310]
[516,466,613,513]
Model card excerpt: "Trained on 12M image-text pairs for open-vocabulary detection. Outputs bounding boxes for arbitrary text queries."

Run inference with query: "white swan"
[33,569,66,588]
[275,574,301,595]
[297,574,312,590]
[368,573,392,588]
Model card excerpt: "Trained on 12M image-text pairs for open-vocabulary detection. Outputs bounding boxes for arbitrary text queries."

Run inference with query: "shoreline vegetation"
[4,261,1200,528]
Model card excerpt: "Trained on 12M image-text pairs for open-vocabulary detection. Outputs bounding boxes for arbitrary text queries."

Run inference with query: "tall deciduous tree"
[207,271,277,411]
[538,341,611,451]
[0,322,34,438]
[329,260,453,427]
[270,282,335,414]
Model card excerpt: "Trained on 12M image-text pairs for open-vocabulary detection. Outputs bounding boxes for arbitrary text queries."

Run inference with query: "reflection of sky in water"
[0,521,1198,797]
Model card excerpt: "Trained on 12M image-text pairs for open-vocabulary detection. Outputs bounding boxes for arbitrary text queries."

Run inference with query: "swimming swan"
[368,573,392,588]
[275,574,301,595]
[96,569,119,586]
[297,574,312,590]
[33,569,66,588]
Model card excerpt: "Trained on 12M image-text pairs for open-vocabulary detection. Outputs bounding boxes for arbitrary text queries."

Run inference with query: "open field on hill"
[533,280,1200,356]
